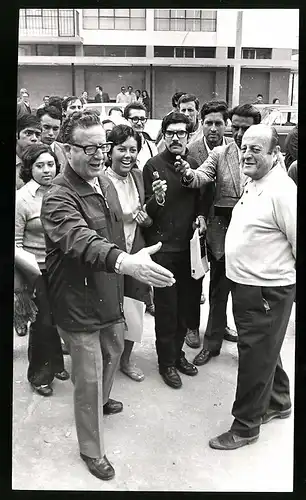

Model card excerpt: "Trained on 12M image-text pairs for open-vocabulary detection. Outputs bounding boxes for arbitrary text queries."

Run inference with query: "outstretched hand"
[120,242,176,287]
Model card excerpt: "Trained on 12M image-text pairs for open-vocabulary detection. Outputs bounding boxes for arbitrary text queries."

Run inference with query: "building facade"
[18,8,299,117]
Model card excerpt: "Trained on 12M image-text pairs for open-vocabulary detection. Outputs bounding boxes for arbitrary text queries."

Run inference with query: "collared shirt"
[116,92,130,104]
[105,167,141,253]
[86,176,103,195]
[50,141,55,152]
[15,179,48,266]
[136,134,158,171]
[203,136,226,154]
[225,164,296,287]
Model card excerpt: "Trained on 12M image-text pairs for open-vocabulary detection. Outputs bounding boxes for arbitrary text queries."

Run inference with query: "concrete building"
[18,8,299,117]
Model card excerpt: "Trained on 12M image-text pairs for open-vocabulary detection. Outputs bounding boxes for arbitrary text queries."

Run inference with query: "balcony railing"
[19,9,79,37]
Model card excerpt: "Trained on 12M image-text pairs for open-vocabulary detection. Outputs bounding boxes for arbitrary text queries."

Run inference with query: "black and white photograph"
[13,8,299,492]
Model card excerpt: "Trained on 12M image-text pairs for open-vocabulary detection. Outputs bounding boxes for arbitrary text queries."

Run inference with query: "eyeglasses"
[164,130,188,139]
[129,116,147,124]
[71,142,112,155]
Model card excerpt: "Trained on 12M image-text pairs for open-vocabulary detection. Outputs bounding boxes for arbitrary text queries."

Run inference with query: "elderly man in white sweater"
[208,124,296,450]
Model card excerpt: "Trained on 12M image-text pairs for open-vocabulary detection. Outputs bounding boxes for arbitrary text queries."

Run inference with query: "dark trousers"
[186,276,203,330]
[27,271,65,386]
[203,256,231,351]
[152,250,197,368]
[143,285,154,308]
[229,280,295,437]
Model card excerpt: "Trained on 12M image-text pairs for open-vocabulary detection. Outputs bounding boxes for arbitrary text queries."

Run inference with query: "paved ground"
[12,274,295,492]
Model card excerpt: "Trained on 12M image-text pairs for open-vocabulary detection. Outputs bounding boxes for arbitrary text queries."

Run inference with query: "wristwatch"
[114,252,126,274]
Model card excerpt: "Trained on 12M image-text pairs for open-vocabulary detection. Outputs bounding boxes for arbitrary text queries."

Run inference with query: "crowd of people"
[14,86,297,481]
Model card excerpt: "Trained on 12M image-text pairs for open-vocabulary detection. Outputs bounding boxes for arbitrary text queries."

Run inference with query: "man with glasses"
[16,114,42,190]
[41,111,175,480]
[143,112,205,389]
[124,102,158,170]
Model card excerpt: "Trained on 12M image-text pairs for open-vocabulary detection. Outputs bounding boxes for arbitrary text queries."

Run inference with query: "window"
[242,48,272,59]
[19,9,76,36]
[156,46,216,58]
[154,46,175,57]
[83,45,146,57]
[194,47,216,58]
[227,47,235,59]
[58,44,76,56]
[83,9,146,30]
[18,44,32,56]
[154,9,216,31]
[36,44,57,56]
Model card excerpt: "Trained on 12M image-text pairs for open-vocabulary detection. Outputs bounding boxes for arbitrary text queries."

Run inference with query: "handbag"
[190,228,209,280]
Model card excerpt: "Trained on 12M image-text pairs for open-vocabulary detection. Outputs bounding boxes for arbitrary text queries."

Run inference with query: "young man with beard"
[142,111,206,389]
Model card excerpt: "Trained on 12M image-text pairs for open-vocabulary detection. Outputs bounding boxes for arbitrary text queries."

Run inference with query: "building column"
[232,10,243,107]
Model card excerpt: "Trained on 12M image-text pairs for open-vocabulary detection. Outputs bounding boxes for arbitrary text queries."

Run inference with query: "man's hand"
[174,155,194,179]
[152,179,167,203]
[192,216,207,235]
[134,209,152,227]
[120,242,176,287]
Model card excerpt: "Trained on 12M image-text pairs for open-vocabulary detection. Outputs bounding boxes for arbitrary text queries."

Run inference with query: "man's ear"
[64,143,72,158]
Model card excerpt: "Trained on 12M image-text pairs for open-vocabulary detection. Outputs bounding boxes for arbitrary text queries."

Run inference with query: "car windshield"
[260,107,297,126]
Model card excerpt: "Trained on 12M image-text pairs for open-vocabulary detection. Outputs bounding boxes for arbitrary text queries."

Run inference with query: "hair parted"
[36,105,62,122]
[107,124,142,156]
[108,106,124,116]
[60,110,102,144]
[229,103,261,124]
[123,101,147,119]
[177,93,200,111]
[161,111,192,135]
[19,143,60,183]
[200,100,229,123]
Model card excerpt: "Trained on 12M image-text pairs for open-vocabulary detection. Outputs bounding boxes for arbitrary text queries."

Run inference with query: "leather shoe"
[159,366,182,389]
[209,431,259,450]
[54,369,70,381]
[185,328,201,349]
[103,398,123,415]
[175,355,198,376]
[193,348,220,366]
[224,327,238,343]
[31,383,53,397]
[80,453,115,480]
[262,407,292,424]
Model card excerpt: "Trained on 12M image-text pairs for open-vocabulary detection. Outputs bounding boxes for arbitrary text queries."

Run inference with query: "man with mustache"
[143,111,205,389]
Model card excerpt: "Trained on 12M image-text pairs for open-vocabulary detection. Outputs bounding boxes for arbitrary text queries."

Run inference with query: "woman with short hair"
[104,125,153,382]
[15,143,69,396]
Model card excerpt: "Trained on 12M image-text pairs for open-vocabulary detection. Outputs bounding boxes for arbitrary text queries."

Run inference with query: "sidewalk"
[12,274,295,492]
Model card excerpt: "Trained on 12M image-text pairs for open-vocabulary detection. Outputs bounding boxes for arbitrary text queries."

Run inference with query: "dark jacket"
[94,92,110,103]
[284,125,298,170]
[142,148,201,252]
[41,164,125,333]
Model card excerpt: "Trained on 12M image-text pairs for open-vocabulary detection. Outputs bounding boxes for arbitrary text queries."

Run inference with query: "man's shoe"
[31,383,53,397]
[145,304,155,316]
[200,293,206,305]
[80,453,115,480]
[159,366,182,389]
[209,431,259,450]
[176,355,198,376]
[103,398,123,415]
[16,325,28,336]
[61,341,70,355]
[193,348,220,366]
[262,407,292,424]
[224,327,238,343]
[54,369,70,381]
[185,328,201,349]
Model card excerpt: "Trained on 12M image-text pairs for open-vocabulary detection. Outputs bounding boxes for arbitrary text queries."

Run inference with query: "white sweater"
[225,164,296,286]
